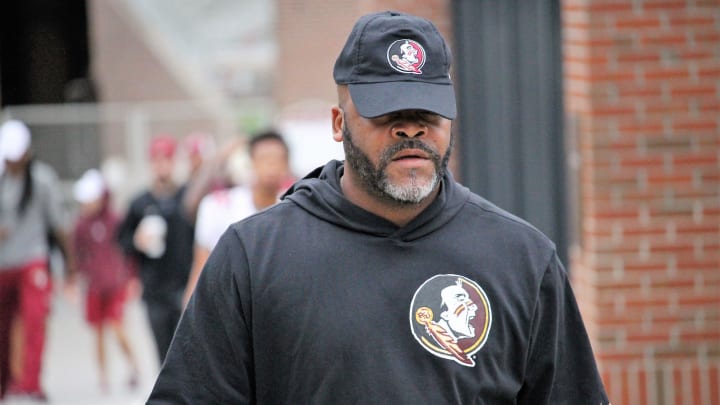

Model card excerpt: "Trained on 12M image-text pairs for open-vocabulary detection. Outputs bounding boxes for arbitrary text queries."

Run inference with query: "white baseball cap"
[73,169,106,204]
[0,120,32,162]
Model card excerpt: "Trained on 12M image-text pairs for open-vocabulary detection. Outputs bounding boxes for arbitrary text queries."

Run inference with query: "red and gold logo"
[409,274,492,367]
[386,39,426,75]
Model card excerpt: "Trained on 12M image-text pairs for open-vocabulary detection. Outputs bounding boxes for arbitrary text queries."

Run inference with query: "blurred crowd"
[0,119,294,402]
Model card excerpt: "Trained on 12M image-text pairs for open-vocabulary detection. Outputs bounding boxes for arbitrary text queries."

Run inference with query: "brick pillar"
[563,1,720,404]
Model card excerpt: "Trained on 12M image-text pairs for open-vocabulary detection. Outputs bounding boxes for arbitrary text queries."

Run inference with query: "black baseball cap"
[333,11,456,120]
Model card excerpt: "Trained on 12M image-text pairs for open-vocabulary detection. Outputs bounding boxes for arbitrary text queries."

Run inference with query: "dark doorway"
[1,0,100,179]
[1,0,92,105]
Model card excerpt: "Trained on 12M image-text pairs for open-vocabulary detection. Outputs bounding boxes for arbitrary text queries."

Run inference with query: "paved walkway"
[3,292,160,404]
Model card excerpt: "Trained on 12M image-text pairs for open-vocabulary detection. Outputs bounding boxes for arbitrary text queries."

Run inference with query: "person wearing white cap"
[71,169,140,392]
[0,119,77,401]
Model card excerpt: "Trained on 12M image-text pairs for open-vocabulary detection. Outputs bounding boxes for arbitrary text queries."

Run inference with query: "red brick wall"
[275,0,452,110]
[90,1,194,103]
[563,0,720,403]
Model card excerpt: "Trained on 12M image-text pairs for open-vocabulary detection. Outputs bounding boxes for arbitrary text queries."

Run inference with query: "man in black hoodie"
[149,11,610,404]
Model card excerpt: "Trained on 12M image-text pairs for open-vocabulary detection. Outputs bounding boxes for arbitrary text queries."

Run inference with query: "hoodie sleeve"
[147,227,254,404]
[517,254,610,404]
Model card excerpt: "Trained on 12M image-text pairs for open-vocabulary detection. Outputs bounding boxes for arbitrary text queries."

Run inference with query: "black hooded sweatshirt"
[148,160,609,404]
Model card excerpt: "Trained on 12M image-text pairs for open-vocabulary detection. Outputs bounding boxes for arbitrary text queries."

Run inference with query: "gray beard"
[341,123,451,206]
[381,168,437,204]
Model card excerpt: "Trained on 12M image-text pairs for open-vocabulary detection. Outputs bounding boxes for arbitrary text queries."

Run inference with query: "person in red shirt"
[72,169,139,392]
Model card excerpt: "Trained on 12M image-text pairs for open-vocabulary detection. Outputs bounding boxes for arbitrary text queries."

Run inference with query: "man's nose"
[393,121,426,138]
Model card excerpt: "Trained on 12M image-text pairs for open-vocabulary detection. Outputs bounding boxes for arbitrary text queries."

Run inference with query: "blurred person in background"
[181,133,240,223]
[183,130,293,305]
[71,169,140,393]
[116,134,194,365]
[0,119,77,401]
[182,131,216,183]
[178,131,218,224]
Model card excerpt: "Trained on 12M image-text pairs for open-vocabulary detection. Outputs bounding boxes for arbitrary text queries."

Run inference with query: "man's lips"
[392,149,430,161]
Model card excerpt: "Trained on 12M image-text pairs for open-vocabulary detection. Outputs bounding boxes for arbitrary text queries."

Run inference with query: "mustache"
[379,139,442,164]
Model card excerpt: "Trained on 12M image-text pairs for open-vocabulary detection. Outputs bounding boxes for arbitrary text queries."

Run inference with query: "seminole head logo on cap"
[387,39,426,74]
[409,274,492,367]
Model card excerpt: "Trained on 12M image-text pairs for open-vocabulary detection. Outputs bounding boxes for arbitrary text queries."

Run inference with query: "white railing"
[1,99,273,207]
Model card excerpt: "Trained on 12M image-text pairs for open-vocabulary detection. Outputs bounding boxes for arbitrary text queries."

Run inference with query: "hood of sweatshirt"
[282,160,470,242]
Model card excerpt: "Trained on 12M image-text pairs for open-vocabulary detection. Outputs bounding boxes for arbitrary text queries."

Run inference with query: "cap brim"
[348,81,456,120]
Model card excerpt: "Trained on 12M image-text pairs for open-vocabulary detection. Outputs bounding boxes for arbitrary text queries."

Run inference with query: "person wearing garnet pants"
[0,120,77,401]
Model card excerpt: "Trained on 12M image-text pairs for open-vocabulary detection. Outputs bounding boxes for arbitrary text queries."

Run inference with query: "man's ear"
[331,106,344,143]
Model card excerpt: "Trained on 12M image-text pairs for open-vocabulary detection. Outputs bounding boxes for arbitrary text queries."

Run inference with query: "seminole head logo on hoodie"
[410,274,492,367]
